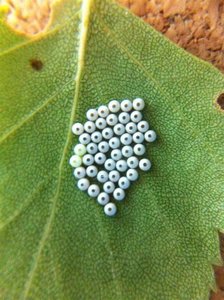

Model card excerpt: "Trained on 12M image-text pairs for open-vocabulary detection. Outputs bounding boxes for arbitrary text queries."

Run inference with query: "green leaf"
[0,0,224,299]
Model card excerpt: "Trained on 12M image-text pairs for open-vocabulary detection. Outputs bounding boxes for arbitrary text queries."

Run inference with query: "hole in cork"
[216,93,224,111]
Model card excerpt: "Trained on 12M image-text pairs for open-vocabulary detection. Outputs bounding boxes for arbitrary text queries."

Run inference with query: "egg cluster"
[69,98,156,217]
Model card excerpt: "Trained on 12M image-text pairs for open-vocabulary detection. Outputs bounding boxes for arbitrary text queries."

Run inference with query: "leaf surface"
[0,0,224,299]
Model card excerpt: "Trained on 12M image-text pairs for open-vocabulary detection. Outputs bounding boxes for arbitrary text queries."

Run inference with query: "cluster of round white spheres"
[70,98,156,217]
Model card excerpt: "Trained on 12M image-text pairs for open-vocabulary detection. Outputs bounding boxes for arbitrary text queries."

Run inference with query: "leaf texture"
[0,0,224,299]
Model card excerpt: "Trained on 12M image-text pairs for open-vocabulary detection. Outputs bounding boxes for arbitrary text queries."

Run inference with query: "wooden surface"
[118,0,224,73]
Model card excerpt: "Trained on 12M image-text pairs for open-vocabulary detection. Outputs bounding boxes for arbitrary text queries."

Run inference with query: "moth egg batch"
[70,98,157,217]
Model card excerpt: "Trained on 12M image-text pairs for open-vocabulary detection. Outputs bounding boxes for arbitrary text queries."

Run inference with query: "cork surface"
[1,0,53,35]
[118,0,224,73]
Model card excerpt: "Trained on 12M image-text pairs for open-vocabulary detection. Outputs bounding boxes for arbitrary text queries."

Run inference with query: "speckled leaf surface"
[0,0,224,299]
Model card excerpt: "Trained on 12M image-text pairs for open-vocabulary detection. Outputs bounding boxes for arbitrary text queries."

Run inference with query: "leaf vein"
[20,1,92,298]
[0,78,73,144]
[0,174,52,231]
